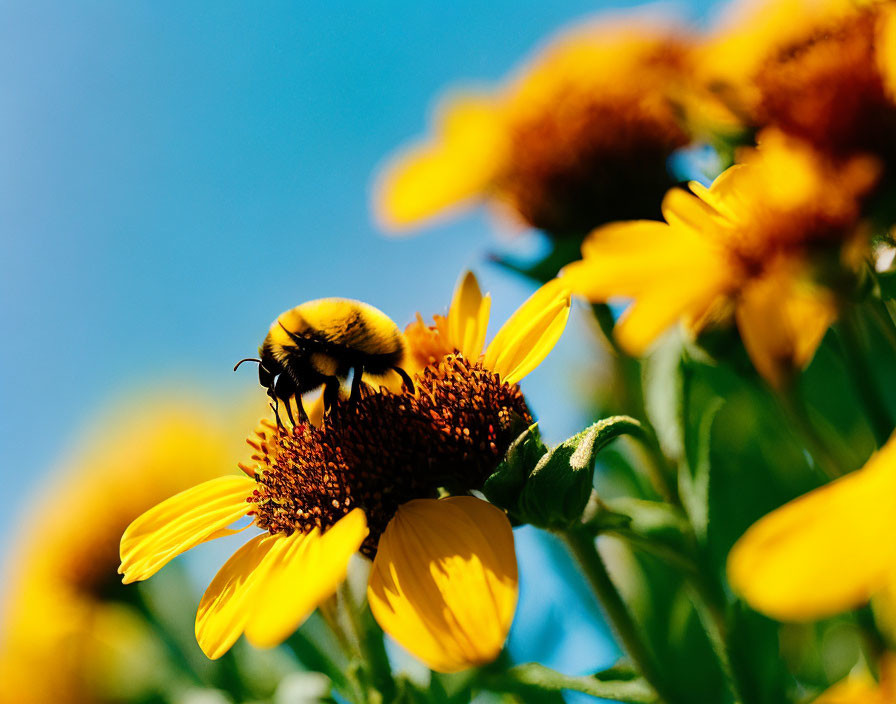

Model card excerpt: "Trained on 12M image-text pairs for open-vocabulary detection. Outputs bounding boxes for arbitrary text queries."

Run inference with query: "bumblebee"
[236,298,413,425]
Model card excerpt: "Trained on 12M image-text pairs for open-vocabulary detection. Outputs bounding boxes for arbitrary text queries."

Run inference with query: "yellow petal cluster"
[562,130,878,386]
[405,271,570,384]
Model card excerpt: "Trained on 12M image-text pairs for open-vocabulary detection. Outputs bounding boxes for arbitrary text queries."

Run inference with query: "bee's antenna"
[233,357,262,372]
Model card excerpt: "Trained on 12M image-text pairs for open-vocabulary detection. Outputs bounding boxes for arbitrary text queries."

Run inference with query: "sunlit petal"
[195,533,281,659]
[483,279,571,384]
[119,476,255,584]
[368,497,517,673]
[373,95,507,231]
[448,271,492,360]
[245,509,367,648]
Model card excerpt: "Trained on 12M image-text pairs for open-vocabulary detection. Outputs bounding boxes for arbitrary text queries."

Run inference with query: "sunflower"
[0,393,253,704]
[119,276,570,672]
[374,18,711,236]
[699,0,896,161]
[561,129,879,387]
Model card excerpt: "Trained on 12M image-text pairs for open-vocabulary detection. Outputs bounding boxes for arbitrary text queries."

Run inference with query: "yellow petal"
[447,271,492,361]
[195,533,281,659]
[661,186,732,235]
[368,497,518,673]
[614,266,728,356]
[245,509,367,648]
[688,165,749,226]
[735,263,836,388]
[564,207,734,356]
[119,476,255,584]
[728,436,896,621]
[814,654,896,704]
[373,94,507,232]
[565,219,727,302]
[482,279,571,384]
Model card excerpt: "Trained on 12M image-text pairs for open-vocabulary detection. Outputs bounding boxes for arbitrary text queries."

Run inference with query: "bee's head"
[234,347,282,392]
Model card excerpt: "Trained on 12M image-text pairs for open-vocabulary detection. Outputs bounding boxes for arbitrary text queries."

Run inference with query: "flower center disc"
[248,355,532,556]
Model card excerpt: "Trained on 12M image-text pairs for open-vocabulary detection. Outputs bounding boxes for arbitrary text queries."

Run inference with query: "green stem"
[318,598,369,704]
[772,385,844,480]
[484,662,658,703]
[683,573,742,704]
[605,530,742,704]
[126,583,205,688]
[339,581,396,704]
[561,528,674,704]
[590,304,678,504]
[866,299,896,356]
[838,310,895,448]
[630,423,679,505]
[284,628,351,694]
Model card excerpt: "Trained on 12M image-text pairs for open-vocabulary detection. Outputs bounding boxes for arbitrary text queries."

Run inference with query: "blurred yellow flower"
[119,280,570,672]
[813,653,896,703]
[727,434,896,621]
[374,19,704,235]
[562,130,879,386]
[700,0,896,159]
[0,393,254,704]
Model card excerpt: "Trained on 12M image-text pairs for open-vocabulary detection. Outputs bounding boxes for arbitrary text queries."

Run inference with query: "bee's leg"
[350,365,365,401]
[283,396,297,427]
[274,374,305,427]
[268,388,284,429]
[322,378,340,411]
[393,366,415,394]
[293,396,309,424]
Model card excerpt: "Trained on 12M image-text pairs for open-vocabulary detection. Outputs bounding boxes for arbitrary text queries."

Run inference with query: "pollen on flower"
[414,355,532,488]
[245,355,531,557]
[403,313,453,372]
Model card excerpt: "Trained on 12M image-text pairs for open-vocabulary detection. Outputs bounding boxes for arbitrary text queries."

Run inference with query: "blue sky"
[0,0,718,688]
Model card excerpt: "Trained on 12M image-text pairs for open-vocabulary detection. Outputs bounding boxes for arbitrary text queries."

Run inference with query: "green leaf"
[481,422,546,516]
[679,393,724,544]
[726,603,791,704]
[877,269,896,302]
[601,497,692,553]
[642,332,687,461]
[518,416,644,529]
[485,663,658,703]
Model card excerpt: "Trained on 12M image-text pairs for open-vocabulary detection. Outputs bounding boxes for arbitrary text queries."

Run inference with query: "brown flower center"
[755,8,896,158]
[498,41,691,234]
[246,355,531,556]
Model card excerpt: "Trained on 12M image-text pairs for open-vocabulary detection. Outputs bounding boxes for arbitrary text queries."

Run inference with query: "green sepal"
[481,422,546,520]
[518,416,644,530]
